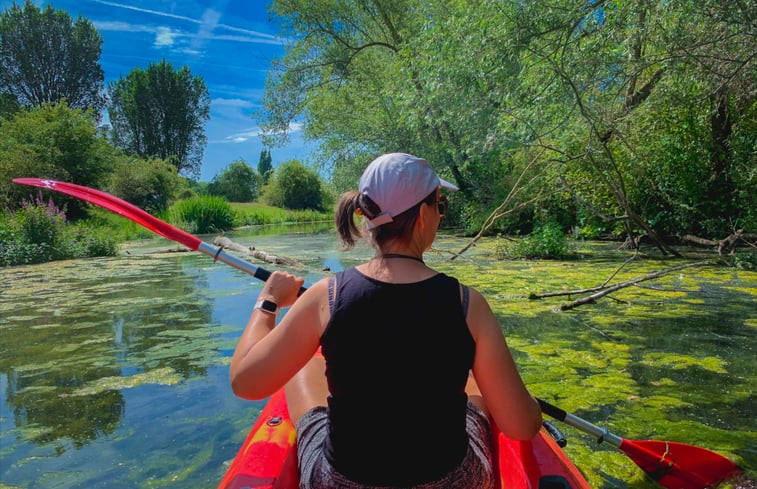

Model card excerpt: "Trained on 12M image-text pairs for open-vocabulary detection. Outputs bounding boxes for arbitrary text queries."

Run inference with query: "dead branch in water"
[682,229,757,255]
[212,236,305,268]
[553,260,714,311]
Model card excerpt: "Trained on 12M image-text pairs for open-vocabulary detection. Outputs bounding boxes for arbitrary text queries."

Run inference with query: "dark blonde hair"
[335,189,437,250]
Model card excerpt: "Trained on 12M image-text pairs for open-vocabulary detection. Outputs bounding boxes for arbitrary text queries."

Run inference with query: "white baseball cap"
[359,153,458,229]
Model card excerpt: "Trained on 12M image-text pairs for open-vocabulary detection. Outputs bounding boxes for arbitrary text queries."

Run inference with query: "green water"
[0,226,755,488]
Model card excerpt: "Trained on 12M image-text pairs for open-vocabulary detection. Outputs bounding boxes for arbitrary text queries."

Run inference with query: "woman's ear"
[416,201,429,231]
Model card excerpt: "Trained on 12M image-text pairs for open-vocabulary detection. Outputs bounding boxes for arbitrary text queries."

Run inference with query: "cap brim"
[439,178,459,191]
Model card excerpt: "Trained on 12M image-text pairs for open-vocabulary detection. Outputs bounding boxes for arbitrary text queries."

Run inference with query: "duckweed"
[1,234,755,487]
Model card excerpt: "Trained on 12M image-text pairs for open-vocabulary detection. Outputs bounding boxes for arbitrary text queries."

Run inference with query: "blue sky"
[2,0,316,182]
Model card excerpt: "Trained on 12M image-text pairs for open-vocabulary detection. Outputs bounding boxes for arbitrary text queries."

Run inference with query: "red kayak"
[218,388,591,489]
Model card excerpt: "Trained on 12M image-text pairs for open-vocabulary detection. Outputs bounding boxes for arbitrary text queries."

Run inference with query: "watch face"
[260,299,277,312]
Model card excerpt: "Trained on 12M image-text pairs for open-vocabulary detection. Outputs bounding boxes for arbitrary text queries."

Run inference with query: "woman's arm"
[467,287,542,440]
[229,272,327,400]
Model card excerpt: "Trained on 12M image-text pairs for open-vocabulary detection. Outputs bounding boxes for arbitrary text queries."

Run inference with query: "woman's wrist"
[253,298,278,316]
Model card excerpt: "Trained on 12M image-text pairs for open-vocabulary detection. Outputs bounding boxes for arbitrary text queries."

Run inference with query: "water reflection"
[0,253,218,452]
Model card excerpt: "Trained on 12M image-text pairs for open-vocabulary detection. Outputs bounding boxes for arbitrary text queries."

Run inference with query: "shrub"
[108,155,180,213]
[168,195,236,234]
[496,222,570,260]
[264,160,325,210]
[207,160,259,202]
[0,194,118,266]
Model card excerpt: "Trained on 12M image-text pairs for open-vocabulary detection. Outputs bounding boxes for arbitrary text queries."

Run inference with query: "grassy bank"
[231,202,332,227]
[0,195,334,267]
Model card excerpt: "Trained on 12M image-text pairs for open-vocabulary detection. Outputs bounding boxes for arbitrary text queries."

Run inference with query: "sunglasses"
[437,195,448,217]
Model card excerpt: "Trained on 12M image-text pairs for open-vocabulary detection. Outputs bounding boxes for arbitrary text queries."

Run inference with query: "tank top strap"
[328,276,336,314]
[461,284,470,318]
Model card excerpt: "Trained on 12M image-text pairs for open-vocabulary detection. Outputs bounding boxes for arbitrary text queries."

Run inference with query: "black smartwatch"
[254,299,278,315]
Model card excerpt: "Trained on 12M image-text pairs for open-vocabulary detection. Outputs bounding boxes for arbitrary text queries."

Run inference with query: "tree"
[207,160,260,202]
[107,59,210,179]
[260,0,553,231]
[0,1,105,113]
[265,160,324,210]
[507,0,755,247]
[258,148,273,185]
[263,0,755,246]
[0,102,112,215]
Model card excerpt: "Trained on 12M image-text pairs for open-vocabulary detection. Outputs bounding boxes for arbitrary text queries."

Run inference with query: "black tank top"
[321,267,475,486]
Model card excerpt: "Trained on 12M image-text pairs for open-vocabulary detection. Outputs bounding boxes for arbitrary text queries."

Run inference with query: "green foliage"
[168,195,236,234]
[0,102,112,216]
[731,252,757,271]
[257,148,273,185]
[0,0,105,112]
[496,223,570,260]
[263,0,755,246]
[107,59,210,179]
[107,155,180,213]
[263,160,325,210]
[174,177,208,200]
[207,160,259,202]
[0,92,20,118]
[0,193,118,266]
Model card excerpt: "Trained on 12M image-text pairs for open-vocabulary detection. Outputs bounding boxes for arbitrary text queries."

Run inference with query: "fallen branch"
[559,260,713,311]
[530,252,639,299]
[682,230,757,255]
[212,236,304,267]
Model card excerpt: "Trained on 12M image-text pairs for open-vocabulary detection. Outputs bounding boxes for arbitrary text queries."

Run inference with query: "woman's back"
[321,268,474,485]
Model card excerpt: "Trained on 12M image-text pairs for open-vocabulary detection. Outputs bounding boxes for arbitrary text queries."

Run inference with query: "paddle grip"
[537,398,567,421]
[542,420,568,447]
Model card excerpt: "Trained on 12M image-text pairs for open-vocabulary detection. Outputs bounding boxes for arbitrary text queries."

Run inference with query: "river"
[1,224,755,488]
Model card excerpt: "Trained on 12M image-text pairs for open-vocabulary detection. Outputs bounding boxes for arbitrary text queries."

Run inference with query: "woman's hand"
[257,271,305,308]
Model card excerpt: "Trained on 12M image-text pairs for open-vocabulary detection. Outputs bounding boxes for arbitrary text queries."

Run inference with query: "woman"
[230,153,542,488]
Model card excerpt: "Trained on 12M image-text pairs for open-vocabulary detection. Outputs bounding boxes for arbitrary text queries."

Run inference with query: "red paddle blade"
[12,178,202,250]
[620,439,741,489]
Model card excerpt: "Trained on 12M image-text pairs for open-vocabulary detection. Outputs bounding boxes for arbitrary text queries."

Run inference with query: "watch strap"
[254,299,278,315]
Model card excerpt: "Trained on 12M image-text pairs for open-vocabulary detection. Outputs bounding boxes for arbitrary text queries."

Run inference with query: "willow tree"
[261,0,754,245]
[107,60,210,179]
[260,0,561,237]
[261,1,513,190]
[502,0,755,251]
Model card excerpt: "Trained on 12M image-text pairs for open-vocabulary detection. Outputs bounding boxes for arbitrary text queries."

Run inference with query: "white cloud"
[94,0,199,24]
[92,20,154,33]
[211,98,255,108]
[213,122,304,144]
[191,8,221,50]
[154,27,179,47]
[94,0,286,46]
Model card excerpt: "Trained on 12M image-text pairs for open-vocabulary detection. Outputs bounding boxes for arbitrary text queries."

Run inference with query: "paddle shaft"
[537,398,623,447]
[197,242,307,295]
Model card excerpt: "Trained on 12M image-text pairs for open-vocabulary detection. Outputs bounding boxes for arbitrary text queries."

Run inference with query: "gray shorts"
[295,402,494,489]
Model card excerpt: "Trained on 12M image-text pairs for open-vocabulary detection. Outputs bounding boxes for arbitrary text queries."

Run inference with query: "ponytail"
[335,191,362,249]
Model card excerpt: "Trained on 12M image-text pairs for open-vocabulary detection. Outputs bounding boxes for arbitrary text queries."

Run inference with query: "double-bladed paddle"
[538,398,741,489]
[14,178,744,488]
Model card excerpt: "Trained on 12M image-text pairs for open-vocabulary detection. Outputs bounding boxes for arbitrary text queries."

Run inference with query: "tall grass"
[167,195,236,234]
[232,202,332,226]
